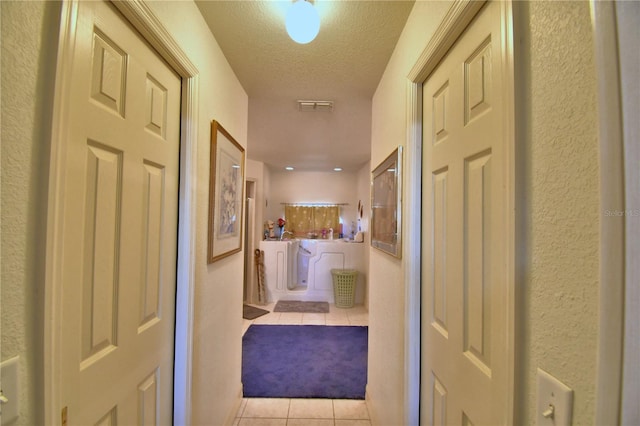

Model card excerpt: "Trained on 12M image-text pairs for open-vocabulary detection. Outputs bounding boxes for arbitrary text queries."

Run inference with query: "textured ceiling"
[196,0,415,171]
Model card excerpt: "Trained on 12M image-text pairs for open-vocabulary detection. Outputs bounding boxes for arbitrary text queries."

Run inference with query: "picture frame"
[208,120,245,263]
[370,146,402,258]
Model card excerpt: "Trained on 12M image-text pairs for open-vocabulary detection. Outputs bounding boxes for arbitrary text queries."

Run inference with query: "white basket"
[331,269,358,308]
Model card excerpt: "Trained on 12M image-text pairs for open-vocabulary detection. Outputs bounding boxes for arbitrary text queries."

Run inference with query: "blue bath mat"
[242,325,368,399]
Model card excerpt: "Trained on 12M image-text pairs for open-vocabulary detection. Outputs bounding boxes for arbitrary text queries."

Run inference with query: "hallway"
[3,0,634,423]
[238,304,370,425]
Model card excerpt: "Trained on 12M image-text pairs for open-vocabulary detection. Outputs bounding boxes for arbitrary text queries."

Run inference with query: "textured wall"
[1,2,61,425]
[518,1,600,424]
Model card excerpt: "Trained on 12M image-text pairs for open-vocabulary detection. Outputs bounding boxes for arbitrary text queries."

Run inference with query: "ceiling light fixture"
[285,166,295,171]
[333,167,343,172]
[285,0,320,44]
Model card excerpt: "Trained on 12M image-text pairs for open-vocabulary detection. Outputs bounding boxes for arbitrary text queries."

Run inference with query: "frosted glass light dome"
[285,0,320,44]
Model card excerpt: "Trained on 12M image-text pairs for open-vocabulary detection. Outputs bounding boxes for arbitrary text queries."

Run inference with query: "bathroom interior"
[243,162,372,310]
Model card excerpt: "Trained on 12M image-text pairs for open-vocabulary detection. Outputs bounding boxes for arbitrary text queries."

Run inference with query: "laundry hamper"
[331,269,358,308]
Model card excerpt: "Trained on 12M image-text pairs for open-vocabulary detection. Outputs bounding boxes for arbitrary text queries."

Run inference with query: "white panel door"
[421,2,511,424]
[58,1,181,424]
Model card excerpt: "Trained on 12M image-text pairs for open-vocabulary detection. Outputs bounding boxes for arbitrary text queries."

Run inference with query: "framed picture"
[371,146,402,258]
[208,120,245,263]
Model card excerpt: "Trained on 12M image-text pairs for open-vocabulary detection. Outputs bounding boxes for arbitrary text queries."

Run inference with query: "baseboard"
[225,384,244,425]
[365,386,381,426]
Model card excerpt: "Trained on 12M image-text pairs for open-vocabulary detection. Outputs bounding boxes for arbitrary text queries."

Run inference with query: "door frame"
[404,1,516,423]
[244,179,257,303]
[591,1,637,423]
[43,1,199,424]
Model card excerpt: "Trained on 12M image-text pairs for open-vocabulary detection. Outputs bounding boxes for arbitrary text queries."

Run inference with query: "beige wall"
[1,1,249,424]
[1,2,61,424]
[517,2,599,423]
[368,1,600,424]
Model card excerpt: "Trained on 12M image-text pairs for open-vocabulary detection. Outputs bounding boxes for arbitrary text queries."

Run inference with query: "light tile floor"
[238,303,370,425]
[242,302,369,335]
[233,398,371,425]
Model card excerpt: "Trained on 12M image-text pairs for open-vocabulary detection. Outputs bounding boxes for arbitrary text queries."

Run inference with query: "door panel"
[421,2,510,424]
[59,1,181,424]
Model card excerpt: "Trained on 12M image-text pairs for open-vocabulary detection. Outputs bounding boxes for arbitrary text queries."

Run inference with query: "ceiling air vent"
[297,100,333,112]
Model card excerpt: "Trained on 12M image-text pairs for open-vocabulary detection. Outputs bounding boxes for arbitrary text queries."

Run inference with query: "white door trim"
[407,1,486,83]
[590,1,627,424]
[616,2,640,422]
[403,79,422,426]
[43,1,199,424]
[405,1,516,423]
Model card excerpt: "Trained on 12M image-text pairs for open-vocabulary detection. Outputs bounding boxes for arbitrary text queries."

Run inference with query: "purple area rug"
[242,325,368,399]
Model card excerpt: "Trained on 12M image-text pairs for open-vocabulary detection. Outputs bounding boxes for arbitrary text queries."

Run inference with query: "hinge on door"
[61,406,68,426]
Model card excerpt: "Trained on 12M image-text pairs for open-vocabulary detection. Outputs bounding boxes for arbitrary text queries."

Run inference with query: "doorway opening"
[244,179,257,303]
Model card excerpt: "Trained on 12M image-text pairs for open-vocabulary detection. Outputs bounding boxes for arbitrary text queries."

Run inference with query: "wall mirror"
[371,146,402,258]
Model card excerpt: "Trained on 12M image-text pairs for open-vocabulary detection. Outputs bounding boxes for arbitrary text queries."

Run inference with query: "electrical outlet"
[536,368,573,426]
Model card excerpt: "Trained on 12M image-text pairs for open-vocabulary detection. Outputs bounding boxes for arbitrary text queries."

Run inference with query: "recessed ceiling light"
[285,166,294,171]
[333,167,343,172]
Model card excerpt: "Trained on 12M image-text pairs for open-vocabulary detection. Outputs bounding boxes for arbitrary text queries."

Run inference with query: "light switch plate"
[536,368,573,426]
[1,356,19,424]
